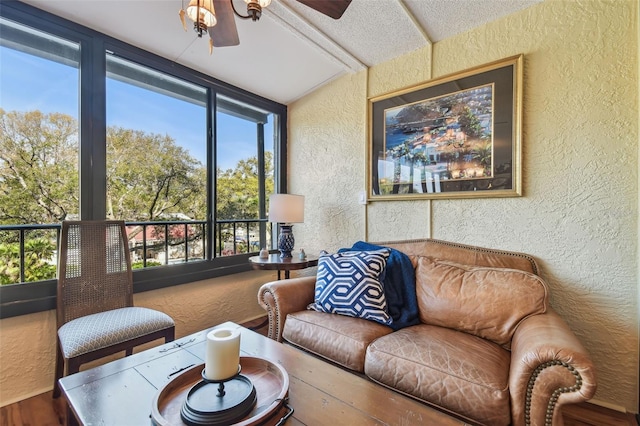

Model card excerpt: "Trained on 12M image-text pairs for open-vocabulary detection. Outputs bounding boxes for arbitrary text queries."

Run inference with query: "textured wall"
[288,71,368,254]
[366,47,434,242]
[429,0,638,411]
[0,270,274,406]
[290,0,638,412]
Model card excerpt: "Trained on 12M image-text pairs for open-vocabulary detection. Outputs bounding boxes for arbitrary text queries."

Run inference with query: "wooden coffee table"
[60,322,468,425]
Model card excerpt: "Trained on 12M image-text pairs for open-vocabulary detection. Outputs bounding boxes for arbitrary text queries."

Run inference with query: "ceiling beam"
[397,0,433,46]
[265,1,366,73]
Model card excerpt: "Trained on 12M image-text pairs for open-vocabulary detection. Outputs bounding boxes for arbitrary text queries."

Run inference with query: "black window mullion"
[257,122,267,245]
[207,90,216,260]
[79,38,107,220]
[275,112,288,193]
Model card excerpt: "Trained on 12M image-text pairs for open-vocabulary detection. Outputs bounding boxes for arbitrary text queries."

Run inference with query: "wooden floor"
[1,317,636,426]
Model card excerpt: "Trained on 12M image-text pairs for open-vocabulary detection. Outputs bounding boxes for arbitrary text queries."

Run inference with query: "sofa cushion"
[415,256,549,347]
[343,241,420,330]
[308,249,392,325]
[365,324,511,425]
[283,310,393,372]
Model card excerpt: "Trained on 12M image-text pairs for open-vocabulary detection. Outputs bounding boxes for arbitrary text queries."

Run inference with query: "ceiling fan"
[180,0,352,52]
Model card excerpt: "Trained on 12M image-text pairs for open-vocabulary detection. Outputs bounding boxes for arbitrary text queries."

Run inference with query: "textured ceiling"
[18,0,540,104]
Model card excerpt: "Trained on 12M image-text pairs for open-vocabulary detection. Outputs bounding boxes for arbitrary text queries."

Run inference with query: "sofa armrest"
[509,308,597,426]
[257,276,316,342]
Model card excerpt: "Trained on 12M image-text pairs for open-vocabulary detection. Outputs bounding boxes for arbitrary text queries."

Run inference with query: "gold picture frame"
[367,54,523,201]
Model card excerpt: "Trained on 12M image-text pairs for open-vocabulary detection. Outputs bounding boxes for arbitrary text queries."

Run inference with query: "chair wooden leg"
[166,326,175,343]
[125,348,133,356]
[53,341,64,398]
[67,358,81,377]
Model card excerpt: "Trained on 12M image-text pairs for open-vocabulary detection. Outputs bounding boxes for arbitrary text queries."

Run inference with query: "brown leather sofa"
[258,239,597,425]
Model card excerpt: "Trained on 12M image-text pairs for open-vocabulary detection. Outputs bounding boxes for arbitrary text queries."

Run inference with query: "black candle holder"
[180,366,257,426]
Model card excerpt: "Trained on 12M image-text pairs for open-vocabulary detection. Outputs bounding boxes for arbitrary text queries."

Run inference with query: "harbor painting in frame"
[368,55,523,200]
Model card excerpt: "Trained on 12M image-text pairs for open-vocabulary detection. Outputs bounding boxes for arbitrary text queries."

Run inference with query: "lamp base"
[277,225,295,258]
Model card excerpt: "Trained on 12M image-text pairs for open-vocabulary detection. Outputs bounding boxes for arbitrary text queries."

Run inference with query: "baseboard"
[0,385,52,408]
[585,398,628,413]
[242,313,267,323]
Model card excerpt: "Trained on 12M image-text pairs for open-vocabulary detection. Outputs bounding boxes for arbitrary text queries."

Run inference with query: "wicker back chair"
[53,220,175,397]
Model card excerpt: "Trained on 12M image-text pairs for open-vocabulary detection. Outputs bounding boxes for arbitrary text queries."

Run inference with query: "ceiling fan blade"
[208,0,240,47]
[296,0,352,19]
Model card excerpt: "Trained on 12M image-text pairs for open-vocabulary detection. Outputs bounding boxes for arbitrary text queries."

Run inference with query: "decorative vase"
[277,225,294,258]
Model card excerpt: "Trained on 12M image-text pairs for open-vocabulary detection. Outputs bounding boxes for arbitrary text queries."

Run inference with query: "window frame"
[0,1,288,319]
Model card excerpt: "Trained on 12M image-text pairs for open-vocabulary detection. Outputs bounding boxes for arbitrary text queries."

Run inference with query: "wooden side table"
[249,253,319,280]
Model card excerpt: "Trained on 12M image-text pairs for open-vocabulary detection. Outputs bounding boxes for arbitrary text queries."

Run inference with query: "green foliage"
[216,152,274,220]
[132,260,162,269]
[0,109,79,224]
[457,106,484,138]
[106,127,206,221]
[0,238,56,284]
[472,142,492,175]
[1,109,274,283]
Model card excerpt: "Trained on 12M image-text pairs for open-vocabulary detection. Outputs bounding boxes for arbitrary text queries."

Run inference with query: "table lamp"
[268,194,304,258]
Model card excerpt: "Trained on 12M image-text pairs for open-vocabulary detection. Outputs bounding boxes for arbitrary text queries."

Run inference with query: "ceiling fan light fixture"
[186,0,217,35]
[242,0,270,21]
[248,0,272,7]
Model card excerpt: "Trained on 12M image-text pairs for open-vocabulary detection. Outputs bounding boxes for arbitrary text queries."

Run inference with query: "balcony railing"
[0,219,272,285]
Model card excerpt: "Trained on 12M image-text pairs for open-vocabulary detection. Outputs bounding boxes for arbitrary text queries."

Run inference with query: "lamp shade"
[268,194,304,224]
[187,0,217,27]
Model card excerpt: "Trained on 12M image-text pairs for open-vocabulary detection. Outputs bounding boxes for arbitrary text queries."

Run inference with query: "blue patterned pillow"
[308,249,392,325]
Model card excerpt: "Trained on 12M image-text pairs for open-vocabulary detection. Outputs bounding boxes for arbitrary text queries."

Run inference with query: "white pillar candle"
[204,328,241,381]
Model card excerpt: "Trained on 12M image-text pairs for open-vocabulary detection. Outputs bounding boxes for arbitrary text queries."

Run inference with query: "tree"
[386,141,412,193]
[412,151,429,193]
[216,151,274,220]
[472,142,492,176]
[0,237,56,284]
[1,109,273,282]
[457,106,483,139]
[0,109,79,224]
[106,126,206,221]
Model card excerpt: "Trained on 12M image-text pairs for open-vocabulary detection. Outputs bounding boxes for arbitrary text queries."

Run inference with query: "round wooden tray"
[151,356,289,426]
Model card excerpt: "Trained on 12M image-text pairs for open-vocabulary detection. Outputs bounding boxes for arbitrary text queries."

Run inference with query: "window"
[216,94,276,256]
[0,2,287,318]
[0,15,81,315]
[106,56,208,267]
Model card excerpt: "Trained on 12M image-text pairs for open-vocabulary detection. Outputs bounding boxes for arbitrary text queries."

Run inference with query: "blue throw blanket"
[339,241,420,331]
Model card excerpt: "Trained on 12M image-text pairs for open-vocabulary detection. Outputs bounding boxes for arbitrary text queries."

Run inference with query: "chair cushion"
[415,256,548,347]
[58,307,175,358]
[308,249,392,325]
[283,310,393,372]
[365,324,511,425]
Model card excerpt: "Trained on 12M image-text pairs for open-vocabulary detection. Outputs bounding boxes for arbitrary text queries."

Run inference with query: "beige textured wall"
[0,270,274,406]
[288,71,368,254]
[366,47,434,241]
[291,0,638,413]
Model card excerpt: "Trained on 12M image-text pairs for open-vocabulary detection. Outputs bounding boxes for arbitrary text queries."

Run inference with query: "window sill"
[0,256,254,319]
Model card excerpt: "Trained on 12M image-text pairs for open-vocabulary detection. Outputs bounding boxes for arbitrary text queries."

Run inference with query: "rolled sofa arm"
[509,308,597,426]
[257,276,316,342]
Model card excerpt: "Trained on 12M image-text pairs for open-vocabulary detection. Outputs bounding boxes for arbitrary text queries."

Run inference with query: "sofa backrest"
[377,238,539,275]
[374,238,545,348]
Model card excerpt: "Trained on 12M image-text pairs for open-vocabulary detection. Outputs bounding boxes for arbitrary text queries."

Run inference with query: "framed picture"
[367,54,523,200]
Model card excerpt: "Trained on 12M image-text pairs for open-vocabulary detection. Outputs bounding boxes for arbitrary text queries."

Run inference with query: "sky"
[0,45,270,171]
